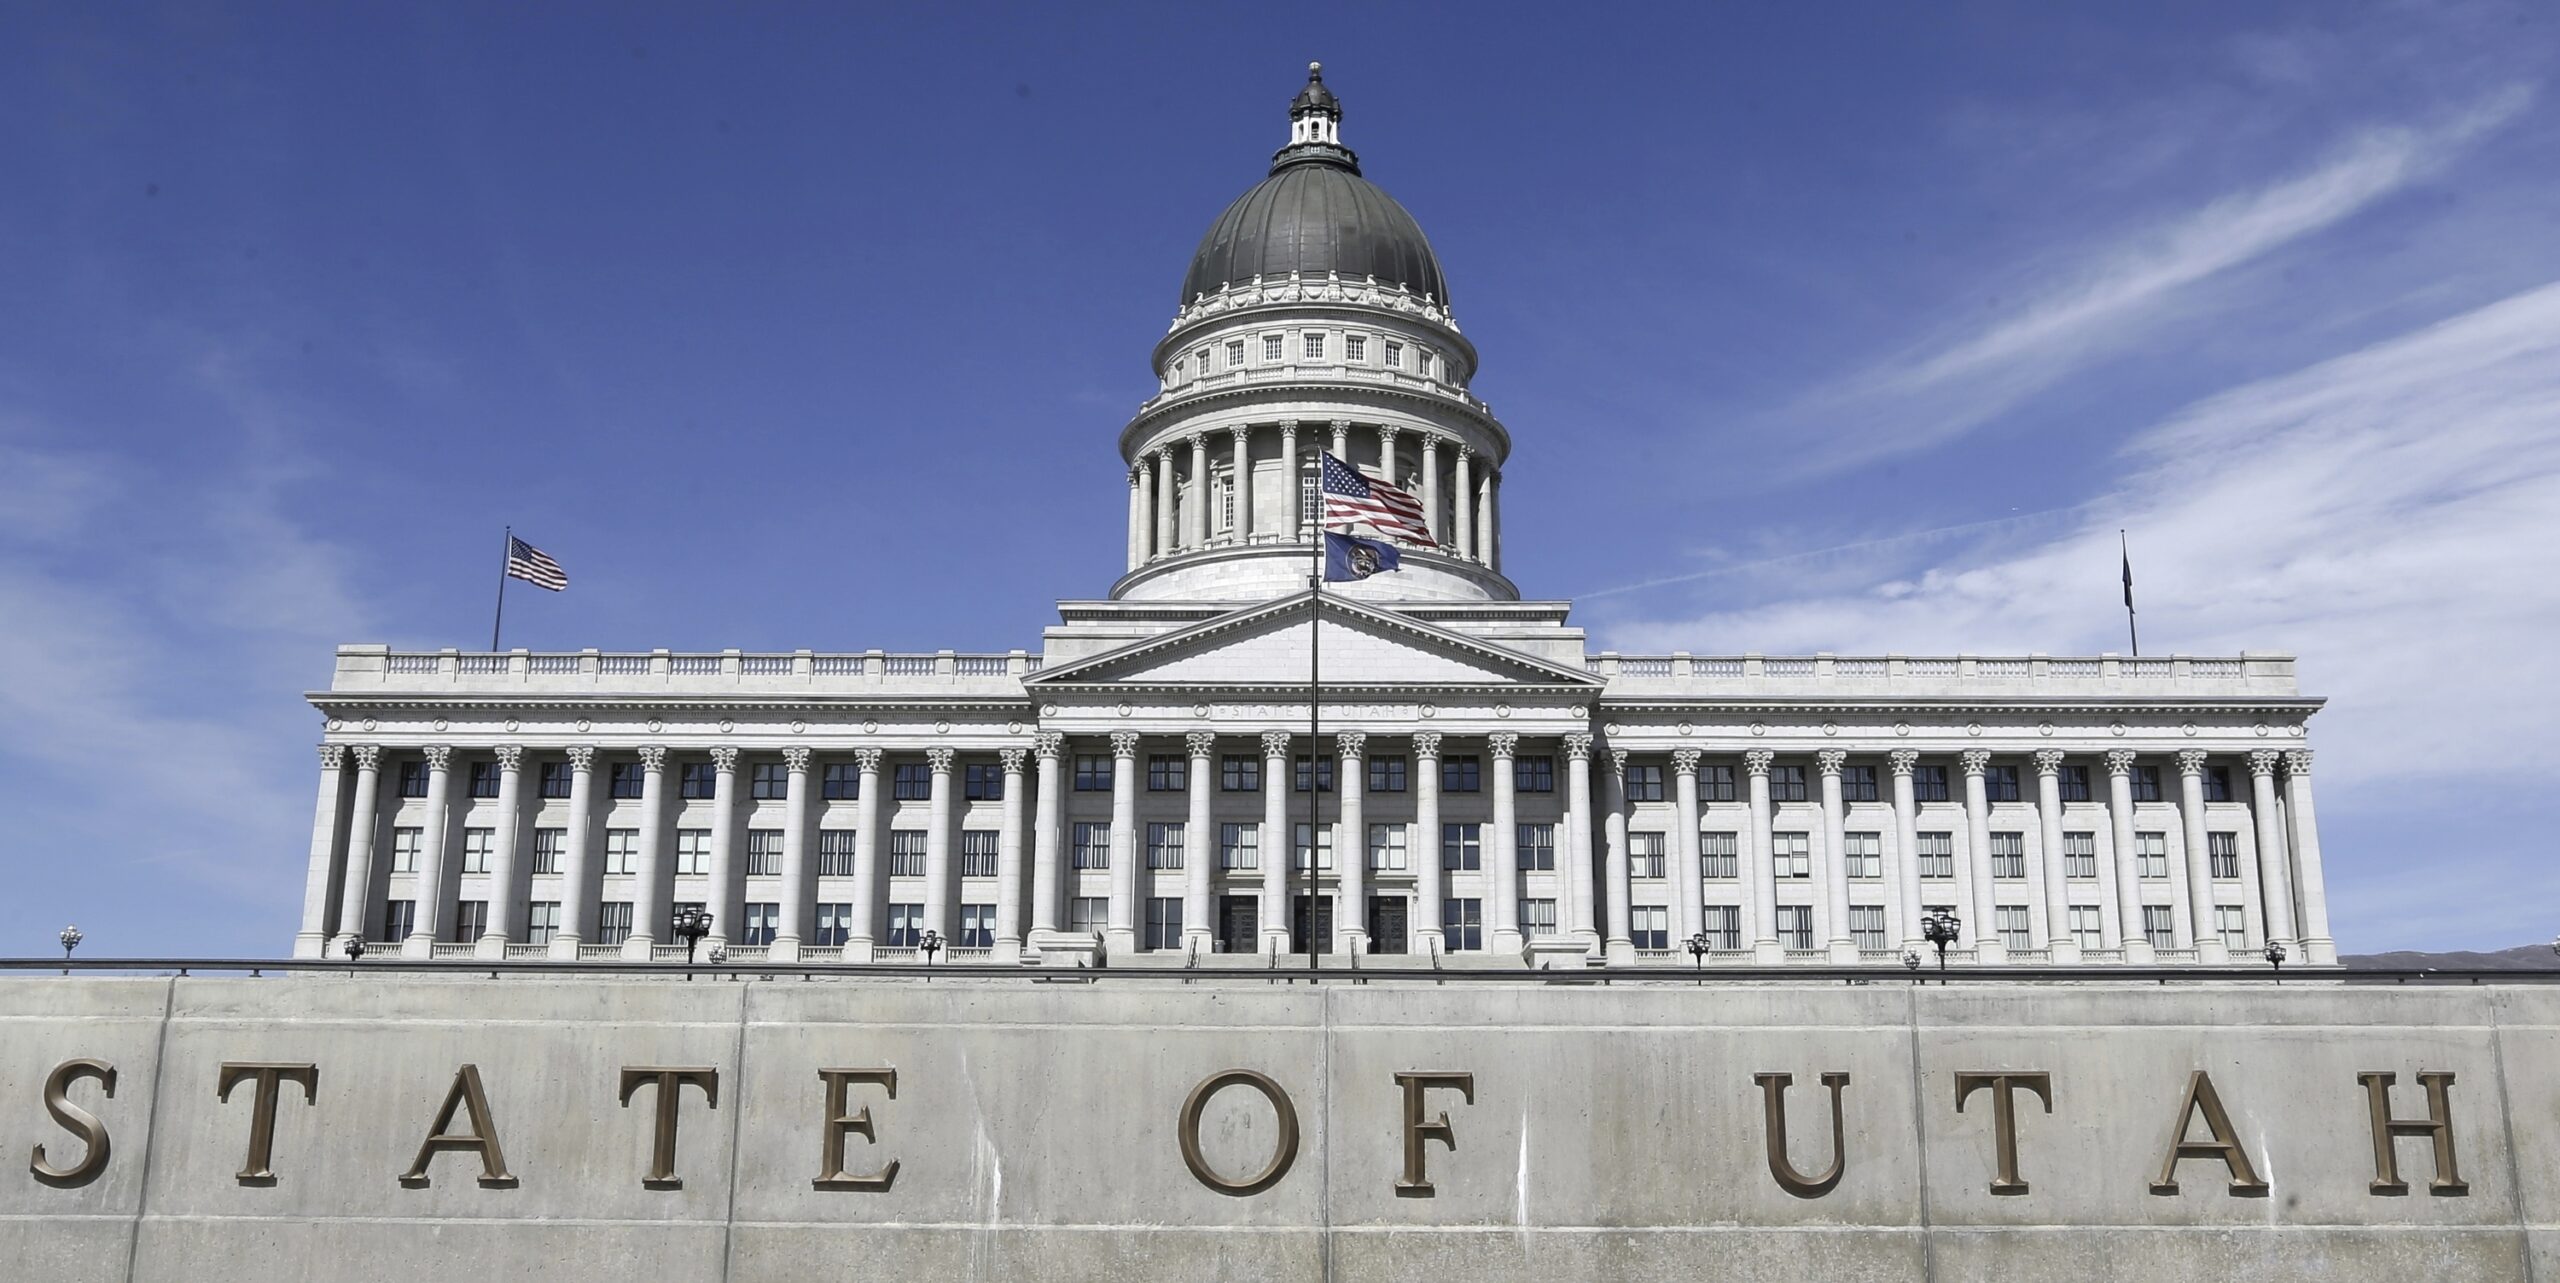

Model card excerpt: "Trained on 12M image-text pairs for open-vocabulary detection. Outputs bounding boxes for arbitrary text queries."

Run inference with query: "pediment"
[1030,593,1598,691]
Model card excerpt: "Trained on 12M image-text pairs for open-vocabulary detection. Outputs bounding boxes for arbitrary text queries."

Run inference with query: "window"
[1441,823,1481,871]
[604,828,638,876]
[2068,906,2103,949]
[524,901,559,945]
[1631,906,1669,951]
[390,826,422,873]
[1914,765,1951,803]
[1221,822,1260,870]
[610,762,645,800]
[532,827,564,875]
[2132,765,2163,803]
[1293,822,1334,871]
[1916,832,1954,879]
[398,761,428,798]
[1172,357,1184,383]
[680,763,716,799]
[886,904,922,948]
[893,763,931,800]
[814,903,853,947]
[675,829,709,876]
[1523,898,1559,938]
[1345,334,1367,362]
[1630,832,1665,879]
[1850,906,1887,951]
[1226,339,1244,368]
[1301,473,1319,528]
[1515,755,1555,792]
[468,761,501,799]
[453,900,487,943]
[741,903,779,947]
[1302,333,1325,360]
[1441,756,1481,792]
[1842,832,1881,879]
[1147,822,1186,870]
[1441,898,1482,950]
[1293,755,1335,792]
[382,899,416,941]
[888,832,927,877]
[1222,755,1260,791]
[2136,832,2169,880]
[1419,348,1436,377]
[961,763,1003,801]
[1700,764,1737,802]
[540,761,573,799]
[2209,832,2240,880]
[1196,346,1211,375]
[960,904,995,949]
[1697,830,1743,879]
[2144,905,2175,948]
[822,763,861,800]
[818,830,857,877]
[1702,905,1741,951]
[1069,897,1108,935]
[2060,765,2092,803]
[1985,765,2022,803]
[1147,755,1186,792]
[1368,755,1408,793]
[461,828,493,875]
[2205,765,2234,803]
[734,829,774,876]
[1772,831,1810,879]
[1996,906,2030,951]
[598,902,634,946]
[961,831,999,878]
[1517,823,1555,871]
[2064,832,2097,880]
[1625,764,1665,802]
[1145,898,1185,949]
[1073,822,1111,869]
[2216,905,2247,949]
[1841,765,1878,803]
[1778,906,1813,950]
[1769,764,1808,802]
[1990,832,2026,880]
[1073,754,1112,791]
[1369,823,1408,871]
[1262,334,1283,362]
[1383,339,1404,369]
[750,762,787,800]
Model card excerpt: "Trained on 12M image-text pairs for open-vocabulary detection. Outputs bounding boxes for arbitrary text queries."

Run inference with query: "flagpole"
[2120,529,2139,657]
[1306,498,1323,979]
[491,525,512,652]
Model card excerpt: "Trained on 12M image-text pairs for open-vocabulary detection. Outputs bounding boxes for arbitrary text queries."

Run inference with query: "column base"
[1102,927,1138,960]
[1261,929,1293,958]
[845,937,877,964]
[994,937,1025,965]
[1527,937,1588,967]
[2304,937,2338,967]
[1604,936,1636,966]
[293,932,328,960]
[2122,939,2156,965]
[1827,938,1860,965]
[1975,941,2007,966]
[621,935,656,961]
[1033,931,1100,967]
[1491,929,1525,957]
[1335,928,1370,957]
[768,936,801,963]
[1182,927,1216,960]
[401,933,434,960]
[1753,939,1783,965]
[548,935,583,961]
[473,934,508,961]
[2196,940,2230,965]
[2049,941,2082,966]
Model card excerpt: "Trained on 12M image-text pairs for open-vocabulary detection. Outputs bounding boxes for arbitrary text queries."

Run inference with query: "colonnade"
[1125,419,1499,569]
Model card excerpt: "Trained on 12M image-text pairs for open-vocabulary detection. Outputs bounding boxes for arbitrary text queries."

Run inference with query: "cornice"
[1118,380,1512,461]
[1598,695,2325,718]
[307,693,1034,715]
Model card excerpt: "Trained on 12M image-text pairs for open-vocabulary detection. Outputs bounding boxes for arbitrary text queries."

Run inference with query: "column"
[479,745,525,957]
[1156,446,1178,554]
[1672,750,1704,950]
[1420,435,1442,543]
[558,747,598,957]
[1602,749,1631,963]
[1029,734,1065,938]
[1413,732,1445,958]
[1487,470,1503,574]
[1105,731,1140,955]
[1260,730,1292,952]
[405,746,455,957]
[1817,749,1855,962]
[774,747,812,960]
[1451,447,1474,561]
[2249,750,2297,949]
[1378,425,1401,489]
[1475,472,1495,566]
[1335,732,1369,954]
[627,746,669,958]
[919,747,956,944]
[849,748,884,957]
[1278,422,1301,542]
[336,746,382,952]
[2177,750,2224,964]
[1184,434,1210,548]
[997,747,1029,961]
[1230,426,1253,542]
[1184,732,1216,953]
[1960,750,1999,964]
[296,744,351,958]
[2033,750,2075,963]
[702,746,740,950]
[1743,749,1779,961]
[2103,751,2149,961]
[1329,418,1350,461]
[1488,733,1523,954]
[1127,465,1147,568]
[1563,733,1598,951]
[2285,750,2334,964]
[1889,750,1922,952]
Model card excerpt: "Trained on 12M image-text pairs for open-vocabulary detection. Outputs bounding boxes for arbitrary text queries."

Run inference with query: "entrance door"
[1217,894,1259,954]
[1290,895,1334,954]
[1368,897,1408,954]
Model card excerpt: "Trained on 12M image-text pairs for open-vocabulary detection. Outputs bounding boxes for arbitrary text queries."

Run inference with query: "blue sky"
[4,2,2555,957]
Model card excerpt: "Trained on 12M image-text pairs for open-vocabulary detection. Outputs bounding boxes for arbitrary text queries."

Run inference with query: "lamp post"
[2264,940,2287,978]
[58,925,82,976]
[344,937,366,961]
[920,930,944,968]
[1684,932,1711,977]
[1922,910,1962,972]
[672,907,715,968]
[1901,949,1922,973]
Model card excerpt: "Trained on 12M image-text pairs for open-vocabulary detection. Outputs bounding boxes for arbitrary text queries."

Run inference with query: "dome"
[1178,68,1448,307]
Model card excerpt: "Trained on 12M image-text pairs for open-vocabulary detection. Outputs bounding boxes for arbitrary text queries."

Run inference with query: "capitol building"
[292,66,2334,972]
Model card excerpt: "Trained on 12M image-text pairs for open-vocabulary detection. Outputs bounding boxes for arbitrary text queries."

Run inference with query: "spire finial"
[1309,61,1322,78]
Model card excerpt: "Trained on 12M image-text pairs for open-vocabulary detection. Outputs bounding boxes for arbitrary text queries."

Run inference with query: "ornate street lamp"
[344,937,366,961]
[1922,910,1962,972]
[672,907,715,966]
[1901,949,1922,972]
[2264,940,2287,977]
[58,924,82,976]
[920,930,945,968]
[1684,932,1711,976]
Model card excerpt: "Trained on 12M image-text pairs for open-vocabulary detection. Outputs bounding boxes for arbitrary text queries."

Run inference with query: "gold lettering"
[1393,1071,1474,1196]
[814,1069,899,1191]
[216,1062,317,1185]
[30,1059,115,1188]
[399,1064,514,1188]
[1177,1069,1299,1196]
[620,1066,718,1189]
[2359,1071,2468,1195]
[2150,1070,2266,1196]
[1954,1072,2053,1195]
[1756,1072,1850,1198]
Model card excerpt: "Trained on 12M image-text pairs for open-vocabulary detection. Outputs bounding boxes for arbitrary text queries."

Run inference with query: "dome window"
[1384,340,1403,369]
[1226,339,1245,369]
[1345,335,1367,363]
[1196,347,1211,378]
[1262,334,1284,363]
[1303,333,1326,361]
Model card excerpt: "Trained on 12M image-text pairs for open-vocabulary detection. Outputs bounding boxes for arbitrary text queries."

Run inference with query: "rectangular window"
[1772,831,1810,879]
[1840,764,1879,803]
[2060,764,2092,803]
[746,829,782,877]
[2216,905,2247,949]
[822,763,861,800]
[885,904,922,948]
[398,760,428,798]
[390,826,422,873]
[1073,822,1111,870]
[1703,905,1741,951]
[1262,334,1284,362]
[2069,906,2103,949]
[603,828,638,876]
[1625,763,1665,802]
[2132,765,2164,803]
[750,762,788,800]
[1990,832,2027,880]
[2209,832,2241,880]
[523,901,559,945]
[1701,831,1739,879]
[817,830,857,878]
[1226,339,1245,368]
[893,763,930,800]
[960,904,995,949]
[1916,831,1954,879]
[1384,339,1404,369]
[961,830,999,878]
[1301,473,1319,528]
[2137,831,2169,880]
[2206,765,2235,803]
[1842,832,1882,879]
[1147,822,1186,870]
[468,760,501,799]
[888,831,927,877]
[1997,905,2031,950]
[460,827,493,875]
[531,827,564,875]
[1368,822,1408,871]
[813,903,853,948]
[1068,897,1108,935]
[1515,755,1555,792]
[609,762,645,800]
[1778,906,1813,950]
[2144,905,2175,948]
[2064,832,2097,880]
[1769,764,1808,802]
[1985,765,2022,803]
[1523,898,1559,938]
[741,903,779,947]
[597,901,634,946]
[965,763,1004,801]
[675,829,709,876]
[1345,334,1367,362]
[1292,822,1334,871]
[1441,897,1482,950]
[1368,755,1408,793]
[1517,823,1555,871]
[1700,764,1737,802]
[1849,906,1887,951]
[1440,823,1481,871]
[453,900,487,943]
[1073,754,1112,791]
[382,899,416,941]
[1630,832,1666,879]
[1441,756,1481,793]
[540,761,573,799]
[1196,345,1211,375]
[1143,755,1182,792]
[1631,906,1670,951]
[1145,897,1185,950]
[1302,333,1325,360]
[1221,822,1260,870]
[679,763,716,800]
[1419,348,1436,377]
[1914,764,1951,803]
[1293,755,1335,792]
[1222,755,1260,791]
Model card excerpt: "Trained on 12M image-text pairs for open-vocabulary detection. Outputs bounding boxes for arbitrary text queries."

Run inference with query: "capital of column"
[1130,467,1145,489]
[1562,732,1592,760]
[636,745,665,772]
[1033,732,1064,761]
[1259,729,1292,759]
[926,747,956,774]
[1329,418,1350,433]
[1672,748,1703,776]
[1335,731,1367,762]
[1608,748,1629,778]
[782,746,811,773]
[350,744,381,771]
[421,745,452,770]
[1109,731,1141,760]
[2176,748,2209,777]
[2283,748,2313,778]
[1743,749,1773,777]
[1000,747,1028,774]
[709,746,739,773]
[1185,731,1217,761]
[1412,730,1443,761]
[318,743,347,771]
[565,745,595,771]
[1816,749,1847,777]
[2246,748,2280,779]
[1487,732,1519,761]
[853,747,885,772]
[2032,748,2065,777]
[2104,748,2136,777]
[1958,749,1990,778]
[1454,443,1474,462]
[485,745,518,772]
[1888,749,1918,778]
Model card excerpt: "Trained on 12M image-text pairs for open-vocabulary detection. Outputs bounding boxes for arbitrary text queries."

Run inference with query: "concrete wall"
[3,976,2550,1282]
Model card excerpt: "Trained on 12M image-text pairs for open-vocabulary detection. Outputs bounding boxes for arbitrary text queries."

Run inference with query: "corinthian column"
[1230,426,1254,542]
[774,747,812,960]
[1672,749,1704,950]
[1156,446,1178,554]
[703,746,741,950]
[336,746,383,954]
[997,747,1029,962]
[1563,733,1598,951]
[627,746,668,958]
[1602,748,1631,963]
[1889,750,1921,952]
[1452,447,1474,561]
[1960,749,2000,964]
[2285,750,2334,964]
[1105,731,1140,955]
[2177,750,2224,964]
[478,745,524,958]
[1817,749,1854,962]
[848,748,883,959]
[1329,418,1350,461]
[1335,731,1369,955]
[2033,749,2074,963]
[1744,749,1779,962]
[405,746,455,958]
[1488,732,1522,954]
[2249,749,2297,949]
[1127,465,1147,568]
[556,746,596,959]
[1029,734,1065,938]
[1419,435,1442,543]
[1185,434,1210,548]
[1278,422,1301,542]
[297,744,351,958]
[1260,730,1292,953]
[923,747,955,943]
[1414,732,1445,957]
[2104,751,2150,962]
[1184,731,1216,954]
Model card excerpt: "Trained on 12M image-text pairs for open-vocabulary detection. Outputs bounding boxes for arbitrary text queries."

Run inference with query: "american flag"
[1319,452,1436,546]
[505,536,568,591]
